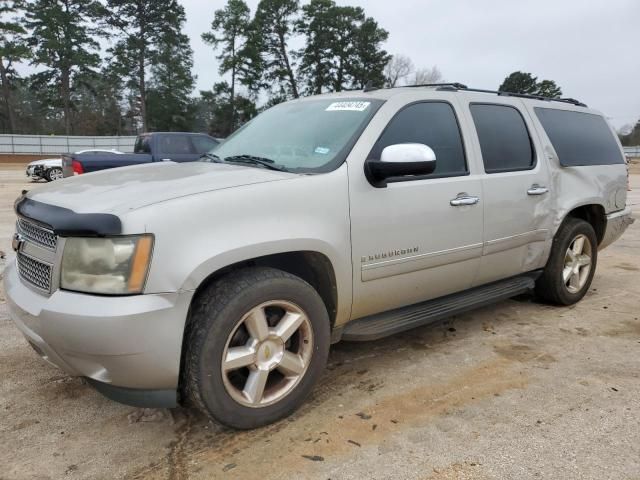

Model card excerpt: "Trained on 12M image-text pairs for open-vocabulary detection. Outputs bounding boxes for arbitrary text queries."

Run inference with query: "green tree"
[202,0,261,132]
[535,79,562,99]
[498,71,538,95]
[620,120,640,147]
[499,71,562,98]
[346,16,389,89]
[146,29,196,131]
[25,0,105,134]
[107,0,189,132]
[253,0,300,99]
[297,0,389,93]
[199,81,257,137]
[0,0,29,133]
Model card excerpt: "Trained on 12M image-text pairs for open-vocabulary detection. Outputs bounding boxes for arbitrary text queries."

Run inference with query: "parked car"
[62,132,220,177]
[26,149,124,182]
[6,84,634,429]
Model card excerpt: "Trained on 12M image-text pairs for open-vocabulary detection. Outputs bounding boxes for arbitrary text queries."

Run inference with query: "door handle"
[527,184,549,196]
[450,194,480,206]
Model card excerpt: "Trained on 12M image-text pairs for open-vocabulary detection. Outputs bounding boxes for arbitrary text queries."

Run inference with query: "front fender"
[121,165,353,324]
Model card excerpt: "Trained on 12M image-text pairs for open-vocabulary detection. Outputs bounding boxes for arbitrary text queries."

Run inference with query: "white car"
[26,149,124,182]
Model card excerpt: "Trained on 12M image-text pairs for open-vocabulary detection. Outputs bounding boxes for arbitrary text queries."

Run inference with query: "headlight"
[61,235,154,295]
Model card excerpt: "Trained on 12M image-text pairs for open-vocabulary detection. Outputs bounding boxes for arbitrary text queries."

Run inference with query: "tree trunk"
[61,67,72,135]
[0,57,16,133]
[230,36,236,133]
[278,31,298,98]
[139,52,147,132]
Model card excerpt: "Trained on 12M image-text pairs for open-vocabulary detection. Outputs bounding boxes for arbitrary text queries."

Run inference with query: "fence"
[624,146,640,158]
[0,134,137,155]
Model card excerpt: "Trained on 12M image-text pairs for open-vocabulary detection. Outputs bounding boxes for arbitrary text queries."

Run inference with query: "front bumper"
[3,260,193,405]
[600,206,635,250]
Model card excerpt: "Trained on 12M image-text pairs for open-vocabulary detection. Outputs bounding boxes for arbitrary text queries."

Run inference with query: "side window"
[369,102,467,178]
[159,135,194,155]
[470,104,534,173]
[534,108,624,166]
[134,136,151,154]
[191,136,219,154]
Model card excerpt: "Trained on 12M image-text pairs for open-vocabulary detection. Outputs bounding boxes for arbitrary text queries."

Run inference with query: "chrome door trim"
[483,229,549,256]
[361,243,483,282]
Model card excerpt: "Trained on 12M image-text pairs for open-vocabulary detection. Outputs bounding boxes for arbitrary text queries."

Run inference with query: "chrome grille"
[17,252,52,292]
[17,218,57,250]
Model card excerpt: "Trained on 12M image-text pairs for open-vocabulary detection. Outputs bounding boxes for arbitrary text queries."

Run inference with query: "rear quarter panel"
[523,103,628,239]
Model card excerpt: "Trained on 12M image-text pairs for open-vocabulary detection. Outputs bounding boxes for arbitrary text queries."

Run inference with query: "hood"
[26,161,295,215]
[28,158,62,167]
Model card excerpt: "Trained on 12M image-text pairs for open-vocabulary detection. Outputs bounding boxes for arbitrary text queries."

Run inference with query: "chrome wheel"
[221,300,314,408]
[563,234,592,294]
[49,168,63,181]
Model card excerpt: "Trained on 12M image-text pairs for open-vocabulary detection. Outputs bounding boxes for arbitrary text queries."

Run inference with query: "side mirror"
[365,143,437,187]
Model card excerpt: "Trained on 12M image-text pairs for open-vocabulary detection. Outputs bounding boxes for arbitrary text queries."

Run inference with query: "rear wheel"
[536,217,597,305]
[183,267,330,429]
[46,167,63,182]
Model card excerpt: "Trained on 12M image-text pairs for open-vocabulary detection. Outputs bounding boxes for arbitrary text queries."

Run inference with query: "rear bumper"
[600,207,635,250]
[3,260,192,400]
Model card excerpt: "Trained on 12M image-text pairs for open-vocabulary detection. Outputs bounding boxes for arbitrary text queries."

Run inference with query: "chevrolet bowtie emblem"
[264,345,271,359]
[12,233,25,253]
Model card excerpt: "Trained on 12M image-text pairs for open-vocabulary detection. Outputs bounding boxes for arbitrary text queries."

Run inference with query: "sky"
[182,0,640,130]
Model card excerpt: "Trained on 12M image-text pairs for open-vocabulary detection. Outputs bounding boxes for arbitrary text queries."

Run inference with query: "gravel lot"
[0,163,639,480]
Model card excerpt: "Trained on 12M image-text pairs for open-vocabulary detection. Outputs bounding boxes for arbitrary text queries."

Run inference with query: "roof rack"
[366,82,588,108]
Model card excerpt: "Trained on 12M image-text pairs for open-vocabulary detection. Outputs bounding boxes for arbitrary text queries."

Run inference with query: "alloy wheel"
[221,300,314,408]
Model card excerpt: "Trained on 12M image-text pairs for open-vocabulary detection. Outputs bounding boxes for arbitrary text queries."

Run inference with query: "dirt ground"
[0,163,639,480]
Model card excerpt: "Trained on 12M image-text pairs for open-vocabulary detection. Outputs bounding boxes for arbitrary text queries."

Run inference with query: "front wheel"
[45,167,63,182]
[183,267,330,429]
[536,217,598,305]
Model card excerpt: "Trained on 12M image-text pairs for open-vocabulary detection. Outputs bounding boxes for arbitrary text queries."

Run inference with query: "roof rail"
[367,82,588,108]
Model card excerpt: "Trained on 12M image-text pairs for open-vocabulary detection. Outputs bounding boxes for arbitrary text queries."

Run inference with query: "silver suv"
[5,84,634,429]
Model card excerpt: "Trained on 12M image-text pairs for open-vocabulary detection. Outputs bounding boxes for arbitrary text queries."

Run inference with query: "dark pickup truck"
[62,132,220,177]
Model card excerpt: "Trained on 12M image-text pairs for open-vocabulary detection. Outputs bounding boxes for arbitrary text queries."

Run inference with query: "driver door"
[348,97,485,319]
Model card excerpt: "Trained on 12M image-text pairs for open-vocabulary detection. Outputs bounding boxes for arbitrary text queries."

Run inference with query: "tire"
[45,167,63,182]
[536,217,598,305]
[183,267,330,429]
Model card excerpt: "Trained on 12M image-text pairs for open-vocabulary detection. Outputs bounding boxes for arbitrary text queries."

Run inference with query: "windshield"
[206,98,383,173]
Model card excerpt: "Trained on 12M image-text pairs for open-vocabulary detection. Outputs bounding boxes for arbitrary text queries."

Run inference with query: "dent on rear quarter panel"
[546,143,627,236]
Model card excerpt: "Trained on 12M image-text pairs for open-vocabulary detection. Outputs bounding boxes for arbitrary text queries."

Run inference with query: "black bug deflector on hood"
[15,194,122,236]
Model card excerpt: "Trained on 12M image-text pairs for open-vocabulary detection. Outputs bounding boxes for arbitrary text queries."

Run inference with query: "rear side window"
[369,102,467,178]
[159,135,194,155]
[470,104,535,173]
[534,108,624,166]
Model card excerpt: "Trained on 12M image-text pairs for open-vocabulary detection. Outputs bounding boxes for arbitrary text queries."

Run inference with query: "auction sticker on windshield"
[326,101,371,112]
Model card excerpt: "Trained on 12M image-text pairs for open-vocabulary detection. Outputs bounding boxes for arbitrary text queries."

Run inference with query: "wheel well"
[189,251,338,327]
[566,204,606,245]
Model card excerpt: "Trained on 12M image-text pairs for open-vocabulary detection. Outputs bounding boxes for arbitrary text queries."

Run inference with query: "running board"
[341,273,539,342]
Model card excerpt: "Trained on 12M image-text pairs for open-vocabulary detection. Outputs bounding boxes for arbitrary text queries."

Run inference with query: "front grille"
[17,252,52,292]
[17,218,57,250]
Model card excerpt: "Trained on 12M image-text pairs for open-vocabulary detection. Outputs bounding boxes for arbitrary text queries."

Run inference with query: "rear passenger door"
[463,97,553,285]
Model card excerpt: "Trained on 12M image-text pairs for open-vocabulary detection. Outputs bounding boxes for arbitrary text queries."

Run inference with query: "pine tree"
[202,0,261,132]
[25,0,105,134]
[297,0,389,93]
[107,0,189,132]
[146,29,196,131]
[499,71,562,98]
[253,0,300,99]
[0,0,29,133]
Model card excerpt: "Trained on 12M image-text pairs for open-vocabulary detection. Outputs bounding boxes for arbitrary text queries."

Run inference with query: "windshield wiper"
[200,152,223,163]
[224,155,289,172]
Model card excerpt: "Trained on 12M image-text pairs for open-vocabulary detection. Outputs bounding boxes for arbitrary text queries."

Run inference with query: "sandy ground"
[0,164,639,480]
